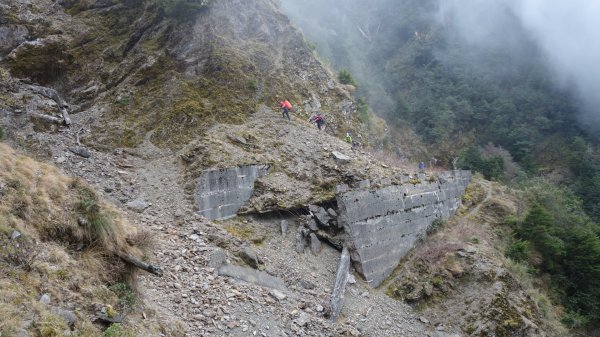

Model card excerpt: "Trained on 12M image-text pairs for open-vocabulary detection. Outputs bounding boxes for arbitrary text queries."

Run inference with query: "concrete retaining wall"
[195,165,269,220]
[336,170,471,287]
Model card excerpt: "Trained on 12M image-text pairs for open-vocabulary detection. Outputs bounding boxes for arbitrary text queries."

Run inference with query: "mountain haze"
[2,0,600,336]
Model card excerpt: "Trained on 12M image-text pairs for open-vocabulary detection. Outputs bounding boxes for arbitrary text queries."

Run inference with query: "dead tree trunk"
[117,252,163,277]
[31,112,63,124]
[27,84,71,126]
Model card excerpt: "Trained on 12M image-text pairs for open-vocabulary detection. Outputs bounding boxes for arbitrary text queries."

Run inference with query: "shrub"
[109,282,136,310]
[103,323,134,337]
[458,146,504,180]
[561,311,589,329]
[0,126,4,140]
[155,0,212,20]
[506,239,530,262]
[338,69,357,86]
[247,79,257,92]
[75,184,117,248]
[357,97,370,124]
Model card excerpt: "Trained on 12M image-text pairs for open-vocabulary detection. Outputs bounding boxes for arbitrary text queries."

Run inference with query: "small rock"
[227,134,247,145]
[298,279,316,290]
[56,156,66,164]
[332,151,351,164]
[315,305,324,312]
[207,248,226,269]
[40,293,51,305]
[280,220,289,236]
[294,312,310,327]
[419,316,429,324]
[327,208,337,217]
[203,309,217,318]
[306,218,319,231]
[68,146,91,158]
[239,246,260,269]
[51,307,77,326]
[174,209,184,218]
[269,289,287,301]
[126,199,149,213]
[465,245,477,254]
[335,184,349,194]
[295,227,305,254]
[308,233,322,255]
[358,180,371,189]
[10,230,21,240]
[347,273,356,284]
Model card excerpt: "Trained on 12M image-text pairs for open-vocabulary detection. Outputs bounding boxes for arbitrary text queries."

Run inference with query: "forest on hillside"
[281,0,600,331]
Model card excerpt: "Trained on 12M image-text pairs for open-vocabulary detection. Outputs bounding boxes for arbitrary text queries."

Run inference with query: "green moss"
[224,223,255,241]
[37,312,69,337]
[7,41,71,84]
[490,294,524,337]
[407,178,421,185]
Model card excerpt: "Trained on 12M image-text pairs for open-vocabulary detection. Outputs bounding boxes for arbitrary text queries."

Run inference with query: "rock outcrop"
[337,170,472,287]
[194,165,269,219]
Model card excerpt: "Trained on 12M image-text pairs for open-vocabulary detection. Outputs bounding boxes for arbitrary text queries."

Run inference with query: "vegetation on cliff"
[0,144,159,336]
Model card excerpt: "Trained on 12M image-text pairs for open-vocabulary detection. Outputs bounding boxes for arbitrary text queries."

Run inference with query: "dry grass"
[0,144,150,336]
[0,144,137,253]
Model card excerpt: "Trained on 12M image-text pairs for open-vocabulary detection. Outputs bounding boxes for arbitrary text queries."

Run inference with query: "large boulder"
[7,36,71,84]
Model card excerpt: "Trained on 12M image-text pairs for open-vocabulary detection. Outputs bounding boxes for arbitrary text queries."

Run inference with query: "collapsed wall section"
[195,165,269,220]
[336,170,471,287]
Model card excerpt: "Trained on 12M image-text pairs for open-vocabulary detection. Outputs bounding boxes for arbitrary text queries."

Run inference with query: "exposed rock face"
[336,170,471,287]
[194,165,269,219]
[0,25,29,56]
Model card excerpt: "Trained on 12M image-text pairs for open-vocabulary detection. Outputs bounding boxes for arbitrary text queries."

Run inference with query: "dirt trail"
[465,179,492,220]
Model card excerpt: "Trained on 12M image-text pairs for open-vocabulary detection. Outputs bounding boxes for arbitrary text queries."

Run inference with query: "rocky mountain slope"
[0,0,566,336]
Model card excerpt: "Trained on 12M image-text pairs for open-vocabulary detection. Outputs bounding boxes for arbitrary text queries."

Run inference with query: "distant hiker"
[418,161,426,172]
[430,157,438,169]
[279,100,292,121]
[309,113,324,130]
[345,133,353,144]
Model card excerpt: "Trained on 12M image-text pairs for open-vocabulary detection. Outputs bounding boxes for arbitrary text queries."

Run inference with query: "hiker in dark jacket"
[309,113,324,130]
[279,100,292,121]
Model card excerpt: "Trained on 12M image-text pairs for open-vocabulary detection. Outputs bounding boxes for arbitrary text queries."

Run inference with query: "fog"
[441,0,600,129]
[279,0,600,130]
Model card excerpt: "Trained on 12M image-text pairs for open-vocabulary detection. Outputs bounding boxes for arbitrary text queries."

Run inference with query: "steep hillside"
[385,178,567,336]
[1,0,362,152]
[0,0,575,336]
[0,144,174,336]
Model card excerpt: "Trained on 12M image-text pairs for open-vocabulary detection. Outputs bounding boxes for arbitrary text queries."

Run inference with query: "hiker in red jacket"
[279,100,292,121]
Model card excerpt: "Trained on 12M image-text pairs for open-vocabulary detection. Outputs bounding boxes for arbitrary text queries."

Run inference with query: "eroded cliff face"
[1,0,360,151]
[0,1,564,336]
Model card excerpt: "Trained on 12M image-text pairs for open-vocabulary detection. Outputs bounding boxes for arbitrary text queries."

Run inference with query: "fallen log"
[60,107,71,126]
[27,84,71,126]
[117,251,163,277]
[31,112,63,124]
[330,245,351,322]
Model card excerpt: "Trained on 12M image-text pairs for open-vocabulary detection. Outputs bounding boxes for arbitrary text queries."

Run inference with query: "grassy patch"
[224,223,255,241]
[109,282,136,310]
